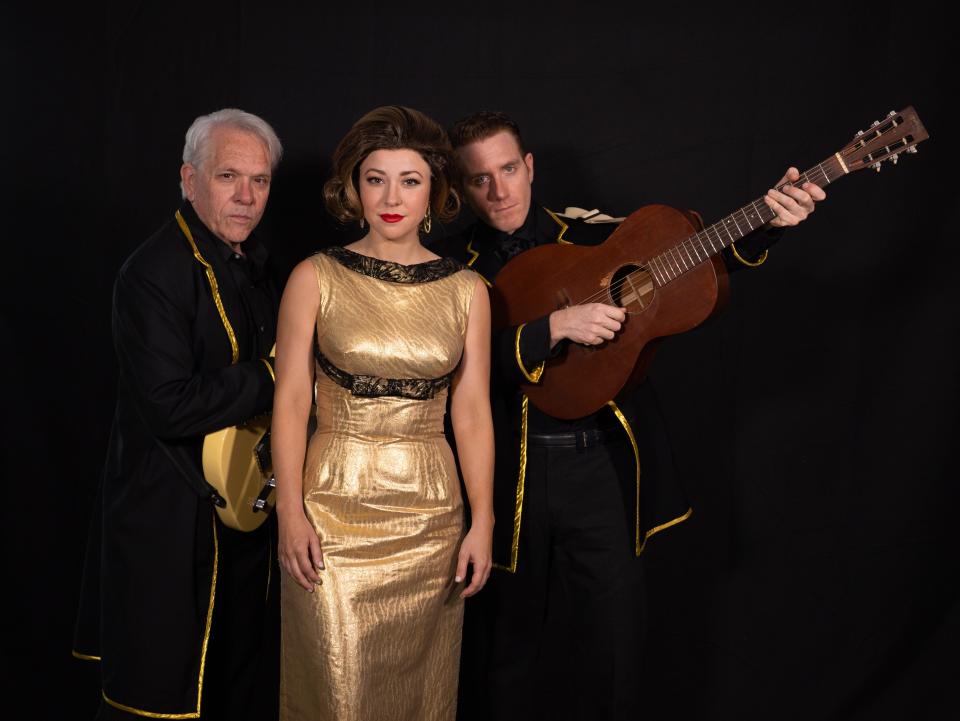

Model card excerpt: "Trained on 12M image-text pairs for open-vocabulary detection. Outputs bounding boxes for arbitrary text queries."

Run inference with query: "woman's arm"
[450,278,495,598]
[273,259,324,592]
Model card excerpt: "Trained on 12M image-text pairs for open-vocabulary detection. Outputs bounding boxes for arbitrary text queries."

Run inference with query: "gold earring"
[420,206,432,234]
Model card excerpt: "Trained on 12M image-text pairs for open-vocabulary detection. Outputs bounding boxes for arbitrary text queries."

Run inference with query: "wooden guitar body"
[491,204,728,419]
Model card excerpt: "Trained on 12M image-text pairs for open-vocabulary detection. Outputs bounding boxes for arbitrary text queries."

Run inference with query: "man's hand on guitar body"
[549,303,627,348]
[765,166,827,227]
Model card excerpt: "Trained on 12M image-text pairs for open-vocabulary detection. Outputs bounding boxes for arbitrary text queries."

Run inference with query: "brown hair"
[448,110,526,154]
[323,106,460,224]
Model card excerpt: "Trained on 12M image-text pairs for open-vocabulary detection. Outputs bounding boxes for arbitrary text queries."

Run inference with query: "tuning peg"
[889,154,899,164]
[856,130,865,137]
[888,110,897,117]
[872,163,882,172]
[871,120,880,127]
[907,146,918,154]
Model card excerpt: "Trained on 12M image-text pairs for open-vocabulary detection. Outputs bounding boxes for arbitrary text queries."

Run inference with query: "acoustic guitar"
[491,106,929,419]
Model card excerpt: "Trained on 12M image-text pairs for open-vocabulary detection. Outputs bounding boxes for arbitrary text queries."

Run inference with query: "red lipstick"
[380,214,404,223]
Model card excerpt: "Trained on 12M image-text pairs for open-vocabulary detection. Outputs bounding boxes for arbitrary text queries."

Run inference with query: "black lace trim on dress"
[320,246,465,284]
[314,343,454,400]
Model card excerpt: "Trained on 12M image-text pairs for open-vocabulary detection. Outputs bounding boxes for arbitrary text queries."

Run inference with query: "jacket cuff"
[515,316,553,383]
[725,225,784,270]
[260,357,276,382]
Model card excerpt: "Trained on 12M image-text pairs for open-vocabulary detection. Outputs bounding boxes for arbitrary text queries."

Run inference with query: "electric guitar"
[202,412,278,532]
[490,106,929,419]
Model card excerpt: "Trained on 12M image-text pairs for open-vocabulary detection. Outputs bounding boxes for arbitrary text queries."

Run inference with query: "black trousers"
[96,520,280,721]
[460,439,647,721]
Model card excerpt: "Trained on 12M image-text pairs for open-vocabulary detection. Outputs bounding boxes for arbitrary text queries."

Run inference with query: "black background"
[5,2,955,719]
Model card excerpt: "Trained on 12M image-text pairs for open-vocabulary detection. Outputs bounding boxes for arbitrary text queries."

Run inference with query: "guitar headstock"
[840,106,929,173]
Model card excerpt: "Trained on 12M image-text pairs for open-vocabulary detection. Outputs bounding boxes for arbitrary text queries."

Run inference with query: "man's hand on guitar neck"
[765,167,827,227]
[549,303,627,349]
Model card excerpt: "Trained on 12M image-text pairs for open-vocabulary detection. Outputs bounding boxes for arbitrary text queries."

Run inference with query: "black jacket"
[73,203,279,717]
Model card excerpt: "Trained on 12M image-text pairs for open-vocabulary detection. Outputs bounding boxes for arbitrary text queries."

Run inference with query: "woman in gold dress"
[271,106,494,721]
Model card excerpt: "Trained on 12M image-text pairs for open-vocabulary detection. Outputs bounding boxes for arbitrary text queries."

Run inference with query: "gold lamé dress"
[280,247,479,721]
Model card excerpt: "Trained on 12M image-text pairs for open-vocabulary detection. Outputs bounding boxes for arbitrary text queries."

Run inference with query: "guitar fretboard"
[646,156,846,287]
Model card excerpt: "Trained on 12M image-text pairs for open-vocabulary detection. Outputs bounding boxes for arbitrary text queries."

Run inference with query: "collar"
[178,202,269,272]
[467,203,567,257]
[473,202,541,249]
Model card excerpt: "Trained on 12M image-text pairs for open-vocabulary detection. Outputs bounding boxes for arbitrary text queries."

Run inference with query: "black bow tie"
[494,233,537,264]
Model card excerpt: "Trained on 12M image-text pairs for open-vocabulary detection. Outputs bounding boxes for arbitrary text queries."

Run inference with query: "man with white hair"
[74,108,284,720]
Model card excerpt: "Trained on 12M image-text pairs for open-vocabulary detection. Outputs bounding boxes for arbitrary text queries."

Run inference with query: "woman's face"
[358,148,432,242]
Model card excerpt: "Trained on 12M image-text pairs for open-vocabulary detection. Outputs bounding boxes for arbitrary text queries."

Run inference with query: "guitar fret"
[669,250,681,278]
[730,214,744,238]
[712,226,726,249]
[664,251,677,279]
[663,248,677,274]
[827,161,839,182]
[702,230,719,254]
[669,245,681,271]
[701,231,712,254]
[667,250,682,280]
[659,258,669,285]
[663,250,679,278]
[698,232,714,256]
[723,218,737,243]
[650,257,665,286]
[689,238,703,263]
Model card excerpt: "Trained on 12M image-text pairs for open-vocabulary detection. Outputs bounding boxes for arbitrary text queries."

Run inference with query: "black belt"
[525,427,623,450]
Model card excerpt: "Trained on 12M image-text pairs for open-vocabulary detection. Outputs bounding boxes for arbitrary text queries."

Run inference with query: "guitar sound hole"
[609,265,655,313]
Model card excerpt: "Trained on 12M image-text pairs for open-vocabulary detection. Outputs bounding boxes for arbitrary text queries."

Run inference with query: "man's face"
[180,128,272,246]
[456,130,534,234]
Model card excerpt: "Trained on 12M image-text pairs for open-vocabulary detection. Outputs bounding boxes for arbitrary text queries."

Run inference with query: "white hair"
[180,108,283,197]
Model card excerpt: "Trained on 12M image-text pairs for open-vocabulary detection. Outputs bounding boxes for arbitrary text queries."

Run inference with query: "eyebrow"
[216,165,270,177]
[467,158,521,180]
[364,168,424,177]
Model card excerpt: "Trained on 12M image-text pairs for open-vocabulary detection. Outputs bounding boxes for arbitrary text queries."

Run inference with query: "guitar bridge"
[252,475,277,513]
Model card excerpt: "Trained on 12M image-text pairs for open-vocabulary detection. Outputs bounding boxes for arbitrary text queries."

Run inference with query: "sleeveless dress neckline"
[321,246,464,284]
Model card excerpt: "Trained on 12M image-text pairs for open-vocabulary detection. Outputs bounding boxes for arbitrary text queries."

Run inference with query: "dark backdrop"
[5,2,955,719]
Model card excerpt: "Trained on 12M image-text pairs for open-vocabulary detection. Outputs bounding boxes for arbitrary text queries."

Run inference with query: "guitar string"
[550,127,907,309]
[586,127,912,305]
[566,158,843,308]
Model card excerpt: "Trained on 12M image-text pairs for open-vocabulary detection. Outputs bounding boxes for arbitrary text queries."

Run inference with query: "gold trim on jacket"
[175,210,239,364]
[98,513,220,719]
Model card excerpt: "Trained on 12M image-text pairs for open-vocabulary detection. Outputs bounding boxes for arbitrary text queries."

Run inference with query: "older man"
[441,110,826,721]
[74,108,284,721]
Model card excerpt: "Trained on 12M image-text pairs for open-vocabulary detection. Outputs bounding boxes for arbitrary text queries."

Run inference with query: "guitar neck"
[647,155,846,286]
